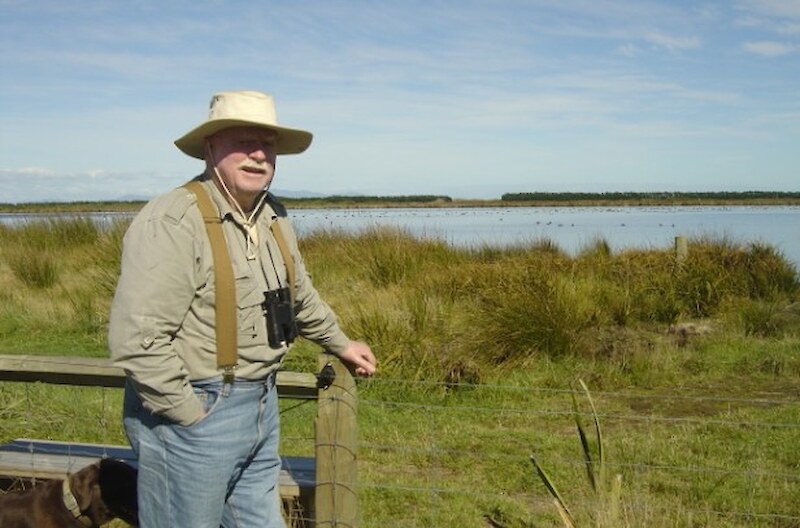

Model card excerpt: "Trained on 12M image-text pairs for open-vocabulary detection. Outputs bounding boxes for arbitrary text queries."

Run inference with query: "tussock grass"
[7,250,59,289]
[0,218,799,527]
[0,218,124,355]
[1,219,798,375]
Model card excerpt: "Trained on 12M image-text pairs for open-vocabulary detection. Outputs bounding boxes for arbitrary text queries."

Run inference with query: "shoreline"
[2,196,800,214]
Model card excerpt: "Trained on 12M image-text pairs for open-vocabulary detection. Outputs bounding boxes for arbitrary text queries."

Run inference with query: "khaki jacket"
[109,176,350,425]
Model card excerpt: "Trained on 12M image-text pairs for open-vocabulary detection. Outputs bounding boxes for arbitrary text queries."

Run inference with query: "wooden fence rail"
[0,353,359,528]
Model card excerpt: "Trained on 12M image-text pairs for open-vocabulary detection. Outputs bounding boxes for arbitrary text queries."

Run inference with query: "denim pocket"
[191,385,223,424]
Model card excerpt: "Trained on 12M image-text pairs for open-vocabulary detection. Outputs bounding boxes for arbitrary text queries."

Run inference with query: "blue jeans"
[123,377,285,528]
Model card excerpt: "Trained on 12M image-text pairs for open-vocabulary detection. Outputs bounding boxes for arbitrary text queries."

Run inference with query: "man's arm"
[108,196,204,425]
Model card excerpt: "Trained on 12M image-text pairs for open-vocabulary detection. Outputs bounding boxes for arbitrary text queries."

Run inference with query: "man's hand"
[339,340,377,377]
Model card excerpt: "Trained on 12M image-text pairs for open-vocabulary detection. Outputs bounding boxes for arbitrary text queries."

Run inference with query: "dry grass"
[0,218,799,527]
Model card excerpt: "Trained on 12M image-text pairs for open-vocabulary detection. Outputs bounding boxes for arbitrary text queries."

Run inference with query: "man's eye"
[236,138,275,151]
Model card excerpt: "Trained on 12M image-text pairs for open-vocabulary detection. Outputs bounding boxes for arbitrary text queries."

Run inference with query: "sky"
[1,0,798,203]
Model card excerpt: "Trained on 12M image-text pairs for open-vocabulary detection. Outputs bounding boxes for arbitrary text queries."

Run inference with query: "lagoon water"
[2,205,798,269]
[289,205,800,270]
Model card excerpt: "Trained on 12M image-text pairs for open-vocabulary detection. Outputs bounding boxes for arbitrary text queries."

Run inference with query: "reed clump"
[288,228,800,388]
[0,219,798,375]
[1,218,799,527]
[0,218,124,355]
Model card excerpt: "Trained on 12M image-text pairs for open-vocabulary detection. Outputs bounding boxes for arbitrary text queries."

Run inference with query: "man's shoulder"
[136,183,199,225]
[265,192,288,218]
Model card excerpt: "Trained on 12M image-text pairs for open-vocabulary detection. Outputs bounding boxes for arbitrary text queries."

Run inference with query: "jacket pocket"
[139,315,157,350]
[236,275,264,341]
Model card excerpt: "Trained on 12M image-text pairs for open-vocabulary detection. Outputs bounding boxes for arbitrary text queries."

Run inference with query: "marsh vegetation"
[0,217,798,526]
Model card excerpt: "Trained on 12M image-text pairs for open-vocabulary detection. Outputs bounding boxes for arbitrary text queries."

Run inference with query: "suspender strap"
[183,181,238,376]
[184,181,299,381]
[269,220,297,302]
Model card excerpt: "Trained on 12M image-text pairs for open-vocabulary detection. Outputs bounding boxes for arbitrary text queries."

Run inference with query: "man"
[109,90,377,528]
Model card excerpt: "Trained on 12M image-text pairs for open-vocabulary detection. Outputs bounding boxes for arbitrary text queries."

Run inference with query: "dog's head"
[98,458,138,525]
[68,458,138,527]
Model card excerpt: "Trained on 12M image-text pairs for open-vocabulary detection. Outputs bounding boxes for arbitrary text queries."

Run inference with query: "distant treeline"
[0,200,147,213]
[3,191,798,214]
[502,191,800,202]
[0,195,454,213]
[278,194,453,204]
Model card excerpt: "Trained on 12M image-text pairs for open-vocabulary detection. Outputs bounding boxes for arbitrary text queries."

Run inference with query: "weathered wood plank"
[0,353,343,524]
[0,355,124,387]
[0,354,318,398]
[0,438,314,499]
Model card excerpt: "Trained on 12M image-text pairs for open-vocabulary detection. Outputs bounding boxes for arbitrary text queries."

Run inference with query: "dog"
[0,458,138,527]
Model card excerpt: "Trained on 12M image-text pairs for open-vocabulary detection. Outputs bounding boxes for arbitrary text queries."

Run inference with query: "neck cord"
[212,166,267,260]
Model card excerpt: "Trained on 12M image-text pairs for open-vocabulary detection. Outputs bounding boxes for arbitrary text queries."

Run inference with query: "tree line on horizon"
[2,190,799,213]
[279,194,454,204]
[501,190,800,202]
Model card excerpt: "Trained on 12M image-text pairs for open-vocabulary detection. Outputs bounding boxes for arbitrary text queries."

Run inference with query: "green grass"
[0,218,799,527]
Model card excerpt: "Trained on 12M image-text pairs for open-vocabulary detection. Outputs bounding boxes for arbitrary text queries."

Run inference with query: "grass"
[0,217,799,527]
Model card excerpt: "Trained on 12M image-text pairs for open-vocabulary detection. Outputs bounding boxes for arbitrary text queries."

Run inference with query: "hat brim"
[174,118,313,159]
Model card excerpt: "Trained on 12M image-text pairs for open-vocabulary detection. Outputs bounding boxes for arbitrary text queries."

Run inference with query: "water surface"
[290,205,800,268]
[2,205,798,269]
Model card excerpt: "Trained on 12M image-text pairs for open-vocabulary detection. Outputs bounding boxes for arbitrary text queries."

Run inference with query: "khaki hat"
[174,91,313,159]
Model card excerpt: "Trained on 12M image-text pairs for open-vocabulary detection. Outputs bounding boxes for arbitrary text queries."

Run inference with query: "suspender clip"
[222,365,236,385]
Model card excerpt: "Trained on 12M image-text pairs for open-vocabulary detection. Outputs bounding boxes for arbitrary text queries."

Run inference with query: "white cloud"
[0,167,56,176]
[742,40,795,56]
[2,0,799,201]
[735,0,800,35]
[737,0,800,19]
[616,43,641,57]
[0,167,168,203]
[644,31,702,52]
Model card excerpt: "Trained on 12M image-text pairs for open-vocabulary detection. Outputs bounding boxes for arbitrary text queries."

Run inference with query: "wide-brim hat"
[174,91,313,159]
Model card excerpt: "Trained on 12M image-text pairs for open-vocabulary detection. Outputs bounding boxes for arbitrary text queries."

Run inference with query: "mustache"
[238,161,269,172]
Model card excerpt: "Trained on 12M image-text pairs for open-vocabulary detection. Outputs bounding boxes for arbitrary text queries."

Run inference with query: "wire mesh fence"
[350,377,800,527]
[2,372,799,527]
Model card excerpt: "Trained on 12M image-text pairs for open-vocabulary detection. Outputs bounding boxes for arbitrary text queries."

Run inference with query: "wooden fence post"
[315,354,358,528]
[675,235,688,263]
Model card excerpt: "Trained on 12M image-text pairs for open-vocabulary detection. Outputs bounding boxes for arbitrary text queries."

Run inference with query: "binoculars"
[262,287,298,347]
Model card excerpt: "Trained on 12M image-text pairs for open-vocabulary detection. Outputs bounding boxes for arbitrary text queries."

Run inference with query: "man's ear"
[205,138,215,165]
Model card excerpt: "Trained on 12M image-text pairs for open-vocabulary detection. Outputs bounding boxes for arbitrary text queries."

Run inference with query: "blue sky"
[1,0,798,202]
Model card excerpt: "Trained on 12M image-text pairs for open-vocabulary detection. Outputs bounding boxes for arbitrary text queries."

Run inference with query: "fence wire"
[2,374,799,527]
[350,376,800,528]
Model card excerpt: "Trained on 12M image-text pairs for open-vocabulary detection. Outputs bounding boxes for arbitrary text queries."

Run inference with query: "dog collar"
[62,477,93,527]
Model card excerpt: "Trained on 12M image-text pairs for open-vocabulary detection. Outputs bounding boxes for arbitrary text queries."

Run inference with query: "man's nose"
[250,143,275,162]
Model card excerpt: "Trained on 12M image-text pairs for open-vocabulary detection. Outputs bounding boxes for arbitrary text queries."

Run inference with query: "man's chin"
[240,172,273,187]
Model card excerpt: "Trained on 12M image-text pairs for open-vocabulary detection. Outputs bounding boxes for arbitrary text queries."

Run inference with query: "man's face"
[207,126,278,207]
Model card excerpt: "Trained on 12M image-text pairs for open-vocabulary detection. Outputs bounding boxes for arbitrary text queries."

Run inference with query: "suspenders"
[183,180,295,383]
